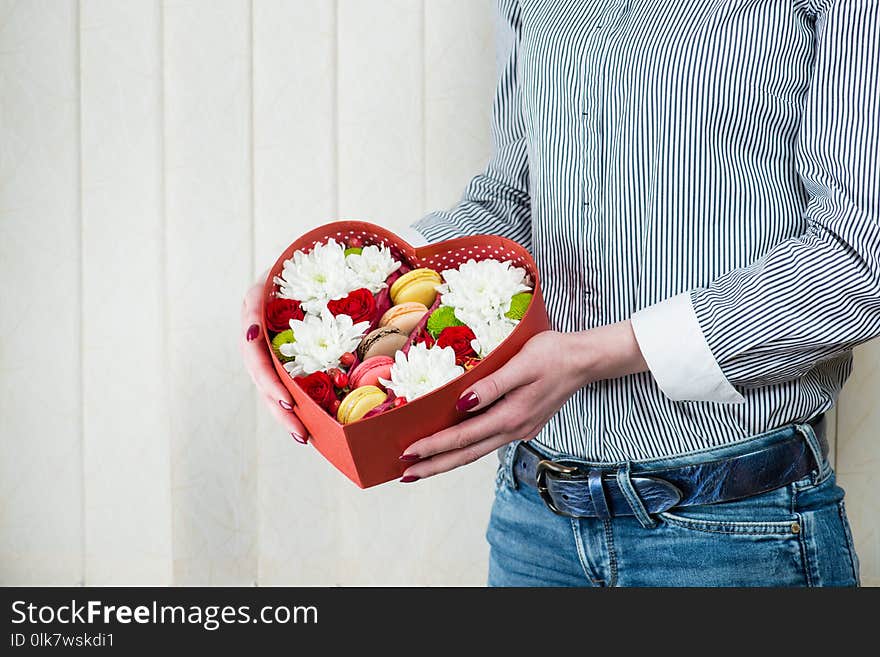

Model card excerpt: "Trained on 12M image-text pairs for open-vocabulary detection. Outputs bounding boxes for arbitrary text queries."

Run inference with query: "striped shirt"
[408,0,880,461]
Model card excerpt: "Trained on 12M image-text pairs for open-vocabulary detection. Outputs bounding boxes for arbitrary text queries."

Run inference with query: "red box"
[262,221,550,488]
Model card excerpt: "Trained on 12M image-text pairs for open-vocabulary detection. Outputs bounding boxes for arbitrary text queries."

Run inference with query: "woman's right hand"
[241,275,310,444]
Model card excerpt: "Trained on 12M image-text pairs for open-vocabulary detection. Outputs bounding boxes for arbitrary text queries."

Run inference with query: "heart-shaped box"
[262,220,550,488]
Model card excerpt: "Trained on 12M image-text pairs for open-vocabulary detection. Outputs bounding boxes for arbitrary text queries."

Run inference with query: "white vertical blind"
[337,0,425,228]
[164,0,257,585]
[0,0,83,585]
[424,0,495,210]
[0,0,876,587]
[80,0,171,585]
[253,0,344,585]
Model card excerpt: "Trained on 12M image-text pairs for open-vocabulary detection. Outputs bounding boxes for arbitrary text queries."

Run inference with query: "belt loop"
[588,470,611,519]
[501,440,523,490]
[796,420,830,483]
[615,462,657,529]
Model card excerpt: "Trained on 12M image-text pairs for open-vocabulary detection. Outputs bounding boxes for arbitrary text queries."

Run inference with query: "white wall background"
[1,0,877,586]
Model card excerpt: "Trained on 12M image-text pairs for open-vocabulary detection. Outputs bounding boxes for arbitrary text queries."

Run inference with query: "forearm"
[632,0,880,401]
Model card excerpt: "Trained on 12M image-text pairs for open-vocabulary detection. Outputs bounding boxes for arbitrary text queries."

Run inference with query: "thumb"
[456,361,529,413]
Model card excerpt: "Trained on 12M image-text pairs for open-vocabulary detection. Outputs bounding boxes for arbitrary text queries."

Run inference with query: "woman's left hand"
[398,321,648,482]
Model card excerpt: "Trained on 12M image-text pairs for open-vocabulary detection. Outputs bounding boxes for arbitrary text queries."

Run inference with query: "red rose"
[436,325,478,365]
[295,371,336,410]
[326,288,376,324]
[266,298,304,332]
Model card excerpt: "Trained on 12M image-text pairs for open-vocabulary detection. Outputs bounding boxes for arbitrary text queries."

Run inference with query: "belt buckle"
[535,458,579,516]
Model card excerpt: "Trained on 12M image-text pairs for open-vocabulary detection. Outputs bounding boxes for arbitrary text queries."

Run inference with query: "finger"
[402,404,516,459]
[243,270,302,432]
[264,395,310,444]
[240,275,297,410]
[244,341,297,411]
[455,358,534,413]
[401,434,511,481]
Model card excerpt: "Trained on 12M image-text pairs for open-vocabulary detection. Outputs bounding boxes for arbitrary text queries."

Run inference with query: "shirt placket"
[580,0,630,458]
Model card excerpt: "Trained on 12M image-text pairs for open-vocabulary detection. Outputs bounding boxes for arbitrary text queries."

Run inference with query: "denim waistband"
[499,415,831,485]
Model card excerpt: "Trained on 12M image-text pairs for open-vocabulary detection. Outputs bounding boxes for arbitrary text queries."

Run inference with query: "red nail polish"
[456,391,479,412]
[399,453,420,462]
[246,324,260,341]
[279,399,293,411]
[400,475,420,483]
[291,432,308,444]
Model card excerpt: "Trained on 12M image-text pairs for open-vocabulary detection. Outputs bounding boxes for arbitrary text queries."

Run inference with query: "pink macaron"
[348,356,395,389]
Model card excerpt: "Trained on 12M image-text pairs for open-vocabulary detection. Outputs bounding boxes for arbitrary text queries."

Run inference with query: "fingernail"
[456,391,479,412]
[399,453,420,462]
[291,432,308,444]
[246,324,260,341]
[400,475,420,484]
[279,399,293,411]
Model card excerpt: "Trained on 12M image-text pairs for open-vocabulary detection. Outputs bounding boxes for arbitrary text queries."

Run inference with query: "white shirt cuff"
[398,224,430,247]
[631,292,745,404]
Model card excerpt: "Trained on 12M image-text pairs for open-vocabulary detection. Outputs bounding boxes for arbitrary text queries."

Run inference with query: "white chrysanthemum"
[379,343,464,402]
[345,244,401,293]
[436,259,531,325]
[469,317,518,358]
[274,238,360,315]
[281,308,370,376]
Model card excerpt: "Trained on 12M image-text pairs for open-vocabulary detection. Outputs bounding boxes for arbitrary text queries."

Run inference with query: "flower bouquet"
[262,221,549,487]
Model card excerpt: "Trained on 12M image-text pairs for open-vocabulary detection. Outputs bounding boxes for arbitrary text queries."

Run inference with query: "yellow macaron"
[390,268,442,307]
[336,385,388,424]
[379,301,429,335]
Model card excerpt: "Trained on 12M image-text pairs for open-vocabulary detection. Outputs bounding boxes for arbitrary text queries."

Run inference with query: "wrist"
[567,320,648,384]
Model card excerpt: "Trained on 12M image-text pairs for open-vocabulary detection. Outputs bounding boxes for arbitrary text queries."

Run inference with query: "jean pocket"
[656,483,802,537]
[656,510,802,537]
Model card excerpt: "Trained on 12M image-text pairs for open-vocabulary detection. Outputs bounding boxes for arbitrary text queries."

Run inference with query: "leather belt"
[510,415,828,519]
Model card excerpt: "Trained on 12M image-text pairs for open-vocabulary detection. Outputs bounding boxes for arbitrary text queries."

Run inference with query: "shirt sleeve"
[632,0,880,402]
[409,0,531,249]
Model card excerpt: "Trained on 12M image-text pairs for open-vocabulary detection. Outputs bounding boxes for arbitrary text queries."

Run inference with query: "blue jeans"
[486,423,861,587]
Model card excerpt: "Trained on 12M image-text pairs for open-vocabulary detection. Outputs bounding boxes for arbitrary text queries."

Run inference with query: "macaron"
[389,268,442,307]
[379,302,429,335]
[348,356,395,389]
[337,385,387,424]
[356,327,409,360]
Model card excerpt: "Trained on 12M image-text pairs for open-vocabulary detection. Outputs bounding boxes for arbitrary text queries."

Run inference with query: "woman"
[242,0,876,586]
